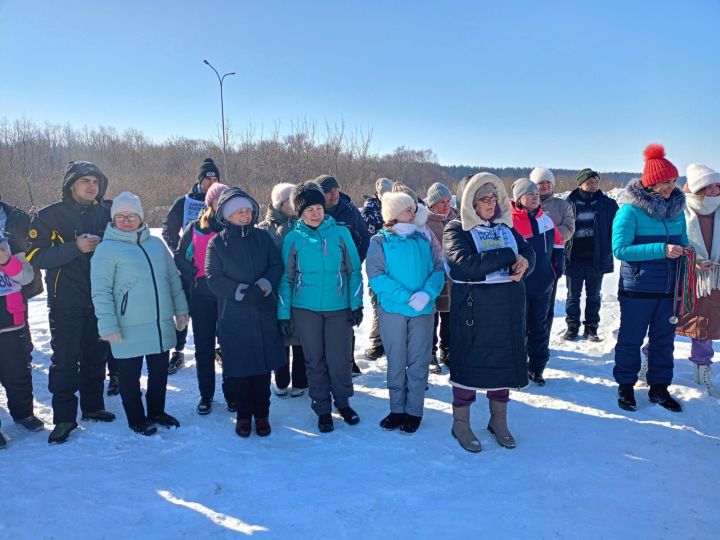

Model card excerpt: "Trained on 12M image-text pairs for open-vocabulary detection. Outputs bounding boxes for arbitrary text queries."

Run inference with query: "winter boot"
[365,344,385,361]
[337,406,360,425]
[562,326,579,341]
[617,383,636,411]
[235,418,252,438]
[638,357,649,384]
[167,351,185,375]
[528,371,546,386]
[82,410,116,422]
[429,356,442,375]
[274,387,289,397]
[379,412,405,431]
[151,412,180,428]
[351,360,362,378]
[255,417,271,437]
[107,373,120,396]
[226,401,237,413]
[290,387,306,397]
[0,431,6,449]
[695,365,720,397]
[215,347,223,368]
[400,414,422,434]
[130,420,157,436]
[439,349,451,367]
[451,405,482,453]
[196,399,213,415]
[487,400,516,449]
[15,415,44,432]
[318,413,334,433]
[648,384,682,412]
[584,327,601,343]
[48,422,78,444]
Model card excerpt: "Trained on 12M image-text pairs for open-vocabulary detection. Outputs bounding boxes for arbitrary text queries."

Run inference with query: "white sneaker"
[696,365,720,398]
[290,388,306,398]
[274,387,289,397]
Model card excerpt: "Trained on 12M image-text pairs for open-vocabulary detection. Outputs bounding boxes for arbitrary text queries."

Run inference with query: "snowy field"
[1,229,719,540]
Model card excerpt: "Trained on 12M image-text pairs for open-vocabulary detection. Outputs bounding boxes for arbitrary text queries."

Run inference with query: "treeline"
[1,118,633,226]
[442,165,638,189]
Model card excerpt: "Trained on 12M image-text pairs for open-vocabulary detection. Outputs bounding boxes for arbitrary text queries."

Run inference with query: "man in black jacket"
[563,169,619,342]
[27,161,116,444]
[162,157,220,374]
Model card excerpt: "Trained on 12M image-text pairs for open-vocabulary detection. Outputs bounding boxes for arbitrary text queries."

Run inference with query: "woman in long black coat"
[205,188,286,438]
[444,173,536,453]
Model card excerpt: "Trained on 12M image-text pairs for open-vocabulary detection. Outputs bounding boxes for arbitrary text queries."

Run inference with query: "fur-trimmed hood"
[459,173,513,231]
[621,179,685,221]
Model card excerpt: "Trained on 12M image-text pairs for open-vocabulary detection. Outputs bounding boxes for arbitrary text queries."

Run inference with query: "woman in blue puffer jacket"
[366,192,444,434]
[612,145,688,413]
[91,192,189,436]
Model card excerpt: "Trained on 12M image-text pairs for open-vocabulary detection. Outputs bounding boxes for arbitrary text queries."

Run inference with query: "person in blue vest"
[162,158,220,375]
[613,144,688,413]
[91,192,189,435]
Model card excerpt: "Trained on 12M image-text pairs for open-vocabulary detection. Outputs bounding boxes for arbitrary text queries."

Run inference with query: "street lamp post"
[203,59,235,178]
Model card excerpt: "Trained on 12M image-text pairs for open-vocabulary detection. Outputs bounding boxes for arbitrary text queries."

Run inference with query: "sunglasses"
[476,193,498,204]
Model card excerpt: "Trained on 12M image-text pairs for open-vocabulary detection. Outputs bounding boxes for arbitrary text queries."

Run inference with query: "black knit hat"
[315,174,340,193]
[575,168,599,186]
[292,182,326,217]
[198,158,220,182]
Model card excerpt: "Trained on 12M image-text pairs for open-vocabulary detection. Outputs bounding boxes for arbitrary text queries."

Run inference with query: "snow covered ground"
[1,229,719,539]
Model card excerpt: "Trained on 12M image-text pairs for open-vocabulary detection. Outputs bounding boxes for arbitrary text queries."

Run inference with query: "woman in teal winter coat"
[91,192,189,435]
[366,191,444,434]
[277,182,364,434]
[612,145,688,413]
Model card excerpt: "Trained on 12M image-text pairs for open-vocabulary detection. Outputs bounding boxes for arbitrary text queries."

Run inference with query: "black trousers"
[527,292,553,375]
[0,328,34,426]
[117,351,169,426]
[107,352,118,377]
[565,265,603,330]
[432,311,450,354]
[546,276,560,332]
[48,306,108,424]
[228,372,271,420]
[190,287,229,402]
[274,346,308,389]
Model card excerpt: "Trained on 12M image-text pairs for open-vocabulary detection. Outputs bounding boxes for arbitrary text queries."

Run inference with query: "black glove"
[351,308,363,327]
[243,284,265,303]
[279,319,294,340]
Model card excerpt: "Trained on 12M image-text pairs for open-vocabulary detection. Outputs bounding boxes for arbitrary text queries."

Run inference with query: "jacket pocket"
[120,292,129,316]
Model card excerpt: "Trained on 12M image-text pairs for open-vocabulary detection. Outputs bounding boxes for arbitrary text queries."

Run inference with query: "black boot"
[107,373,120,396]
[365,344,385,361]
[130,420,157,436]
[337,406,360,425]
[351,361,362,378]
[648,384,682,412]
[562,326,579,341]
[429,356,442,375]
[584,326,601,342]
[151,412,180,428]
[400,414,422,434]
[196,399,213,415]
[618,383,636,411]
[215,347,223,367]
[168,351,185,375]
[48,422,78,444]
[379,412,405,431]
[82,410,116,422]
[528,371,546,386]
[318,413,334,433]
[15,415,44,432]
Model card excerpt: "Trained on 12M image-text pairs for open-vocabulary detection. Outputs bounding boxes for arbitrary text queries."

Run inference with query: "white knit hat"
[111,191,144,220]
[529,166,556,186]
[686,163,720,194]
[271,183,295,209]
[381,192,416,223]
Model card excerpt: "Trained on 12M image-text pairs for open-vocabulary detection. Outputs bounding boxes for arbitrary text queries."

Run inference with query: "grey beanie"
[221,196,253,220]
[511,177,538,201]
[426,182,452,209]
[375,177,393,197]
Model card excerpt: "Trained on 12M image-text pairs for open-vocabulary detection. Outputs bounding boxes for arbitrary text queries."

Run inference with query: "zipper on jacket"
[53,269,62,298]
[136,232,164,352]
[120,292,129,316]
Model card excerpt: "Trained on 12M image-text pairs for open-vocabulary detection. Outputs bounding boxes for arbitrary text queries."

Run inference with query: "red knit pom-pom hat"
[642,144,678,187]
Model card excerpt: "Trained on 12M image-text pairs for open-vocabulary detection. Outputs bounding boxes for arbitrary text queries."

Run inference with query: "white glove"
[174,314,189,331]
[408,291,431,312]
[102,332,123,344]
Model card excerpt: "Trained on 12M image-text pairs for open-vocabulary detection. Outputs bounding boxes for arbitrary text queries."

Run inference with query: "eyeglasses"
[114,214,141,223]
[476,193,498,204]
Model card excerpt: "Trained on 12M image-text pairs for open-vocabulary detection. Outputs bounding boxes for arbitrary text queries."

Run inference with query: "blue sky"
[1,0,718,172]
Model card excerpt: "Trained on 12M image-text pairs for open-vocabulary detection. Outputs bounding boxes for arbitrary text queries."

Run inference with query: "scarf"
[684,194,720,297]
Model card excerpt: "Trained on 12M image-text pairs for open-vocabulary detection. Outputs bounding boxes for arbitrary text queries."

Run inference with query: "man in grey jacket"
[529,167,576,332]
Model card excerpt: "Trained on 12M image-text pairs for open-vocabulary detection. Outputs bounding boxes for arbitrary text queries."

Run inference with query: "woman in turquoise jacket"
[91,192,189,436]
[612,145,688,413]
[277,182,363,434]
[366,191,444,434]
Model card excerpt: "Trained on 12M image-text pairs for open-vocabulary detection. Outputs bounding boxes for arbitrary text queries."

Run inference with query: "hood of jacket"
[103,223,151,244]
[327,192,354,217]
[62,162,108,202]
[263,204,297,227]
[460,173,513,231]
[621,179,685,221]
[215,187,260,235]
